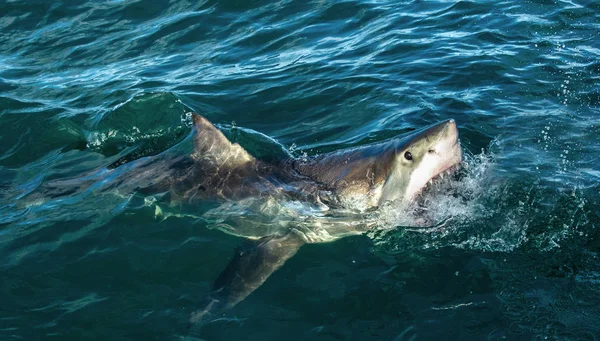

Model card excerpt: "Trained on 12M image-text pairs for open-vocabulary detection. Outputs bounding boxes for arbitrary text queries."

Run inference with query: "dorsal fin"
[191,113,255,168]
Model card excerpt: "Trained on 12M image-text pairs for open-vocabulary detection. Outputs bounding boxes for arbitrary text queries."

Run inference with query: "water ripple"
[1,0,600,339]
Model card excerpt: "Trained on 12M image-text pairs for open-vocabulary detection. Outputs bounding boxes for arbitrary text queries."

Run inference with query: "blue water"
[1,0,599,340]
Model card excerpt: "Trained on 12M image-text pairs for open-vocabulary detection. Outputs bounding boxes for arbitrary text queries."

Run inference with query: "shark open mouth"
[420,164,462,198]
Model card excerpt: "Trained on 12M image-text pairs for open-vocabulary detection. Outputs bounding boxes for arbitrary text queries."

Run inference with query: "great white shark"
[182,114,462,322]
[15,113,462,323]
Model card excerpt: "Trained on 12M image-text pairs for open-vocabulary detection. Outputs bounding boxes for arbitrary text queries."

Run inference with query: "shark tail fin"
[189,232,304,325]
[191,113,255,168]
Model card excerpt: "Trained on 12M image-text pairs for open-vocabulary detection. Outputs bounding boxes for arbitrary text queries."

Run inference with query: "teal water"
[1,0,599,340]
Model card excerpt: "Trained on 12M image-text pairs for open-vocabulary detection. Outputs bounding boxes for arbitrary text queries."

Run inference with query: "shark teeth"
[425,166,459,191]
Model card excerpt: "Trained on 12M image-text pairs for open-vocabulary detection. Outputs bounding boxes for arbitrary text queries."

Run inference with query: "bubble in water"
[289,143,297,153]
[300,151,308,163]
[183,111,193,125]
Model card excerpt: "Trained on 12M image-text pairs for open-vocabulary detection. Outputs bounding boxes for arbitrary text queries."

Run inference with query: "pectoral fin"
[190,232,304,324]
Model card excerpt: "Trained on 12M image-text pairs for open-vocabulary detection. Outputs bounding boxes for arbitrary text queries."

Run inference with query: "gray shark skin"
[14,113,462,324]
[184,114,462,323]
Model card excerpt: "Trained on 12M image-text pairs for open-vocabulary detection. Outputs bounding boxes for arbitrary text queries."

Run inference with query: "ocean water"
[1,0,599,340]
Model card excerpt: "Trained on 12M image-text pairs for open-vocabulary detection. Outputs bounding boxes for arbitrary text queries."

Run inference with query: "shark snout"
[418,119,460,155]
[432,119,461,163]
[441,119,460,149]
[431,120,462,183]
[444,119,458,142]
[437,119,458,142]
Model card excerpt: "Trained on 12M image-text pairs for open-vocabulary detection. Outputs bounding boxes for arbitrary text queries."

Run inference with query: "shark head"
[379,119,462,205]
[294,118,463,210]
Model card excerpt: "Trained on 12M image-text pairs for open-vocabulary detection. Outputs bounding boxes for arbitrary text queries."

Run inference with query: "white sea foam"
[365,148,532,253]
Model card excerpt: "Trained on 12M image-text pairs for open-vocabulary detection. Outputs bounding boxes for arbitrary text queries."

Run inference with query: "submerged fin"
[190,232,304,324]
[191,113,255,168]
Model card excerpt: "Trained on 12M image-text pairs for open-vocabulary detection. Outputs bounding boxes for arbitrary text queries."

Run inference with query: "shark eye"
[404,151,413,161]
[428,149,435,154]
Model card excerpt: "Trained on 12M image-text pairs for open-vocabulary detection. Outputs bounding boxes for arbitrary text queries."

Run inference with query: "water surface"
[1,0,599,340]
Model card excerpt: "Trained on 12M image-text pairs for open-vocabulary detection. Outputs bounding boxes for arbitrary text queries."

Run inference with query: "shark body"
[18,113,462,322]
[174,114,462,322]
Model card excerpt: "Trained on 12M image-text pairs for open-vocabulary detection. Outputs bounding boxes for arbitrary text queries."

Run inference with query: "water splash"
[367,142,597,257]
[366,149,511,252]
